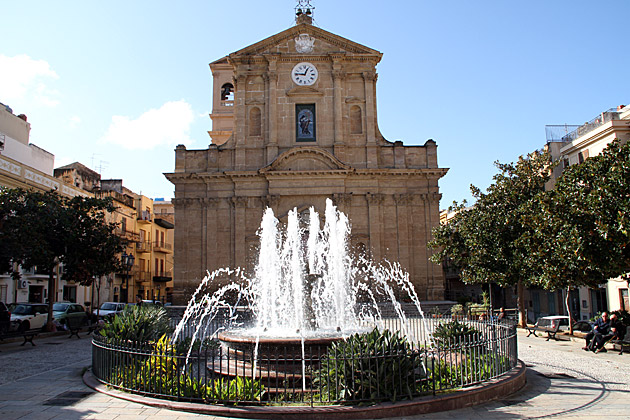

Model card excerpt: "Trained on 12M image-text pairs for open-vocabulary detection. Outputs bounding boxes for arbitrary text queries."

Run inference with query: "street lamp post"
[121,252,135,303]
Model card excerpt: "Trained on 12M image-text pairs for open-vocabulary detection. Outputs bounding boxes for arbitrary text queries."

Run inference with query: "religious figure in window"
[299,113,311,135]
[296,105,315,141]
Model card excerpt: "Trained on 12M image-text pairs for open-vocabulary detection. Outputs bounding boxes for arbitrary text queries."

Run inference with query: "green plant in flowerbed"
[432,320,480,347]
[99,304,172,343]
[174,336,220,355]
[206,376,265,404]
[107,334,264,403]
[455,352,510,384]
[313,328,425,403]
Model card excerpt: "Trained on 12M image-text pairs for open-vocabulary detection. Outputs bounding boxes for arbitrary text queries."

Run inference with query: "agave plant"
[98,304,172,343]
[432,320,479,347]
[314,328,423,402]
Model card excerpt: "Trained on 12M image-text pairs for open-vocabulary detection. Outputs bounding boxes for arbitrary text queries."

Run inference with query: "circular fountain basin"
[217,328,362,360]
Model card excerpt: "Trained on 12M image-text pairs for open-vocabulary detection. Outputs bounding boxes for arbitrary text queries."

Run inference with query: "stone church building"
[165,11,448,305]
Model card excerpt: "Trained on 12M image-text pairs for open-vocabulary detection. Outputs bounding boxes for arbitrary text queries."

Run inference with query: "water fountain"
[172,198,428,392]
[174,198,425,347]
[90,198,522,413]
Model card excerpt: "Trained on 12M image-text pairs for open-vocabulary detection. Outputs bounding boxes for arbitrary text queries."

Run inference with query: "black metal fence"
[92,316,517,406]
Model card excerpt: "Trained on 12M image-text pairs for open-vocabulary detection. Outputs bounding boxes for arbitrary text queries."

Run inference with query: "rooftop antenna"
[295,0,314,25]
[90,154,109,175]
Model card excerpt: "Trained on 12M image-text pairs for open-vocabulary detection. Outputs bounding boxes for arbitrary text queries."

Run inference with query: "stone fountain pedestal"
[208,330,347,392]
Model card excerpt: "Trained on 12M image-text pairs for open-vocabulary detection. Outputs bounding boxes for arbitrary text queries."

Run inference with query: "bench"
[0,328,40,348]
[63,316,87,339]
[610,330,630,355]
[525,323,561,341]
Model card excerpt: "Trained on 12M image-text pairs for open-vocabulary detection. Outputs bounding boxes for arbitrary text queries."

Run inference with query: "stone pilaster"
[265,56,279,164]
[366,193,384,261]
[232,196,249,268]
[363,71,378,168]
[394,194,413,273]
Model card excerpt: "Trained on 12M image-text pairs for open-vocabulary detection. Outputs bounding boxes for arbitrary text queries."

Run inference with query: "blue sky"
[1,1,628,207]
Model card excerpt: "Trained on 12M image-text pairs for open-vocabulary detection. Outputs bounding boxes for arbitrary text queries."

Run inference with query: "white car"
[536,315,570,331]
[10,303,49,332]
[93,302,127,319]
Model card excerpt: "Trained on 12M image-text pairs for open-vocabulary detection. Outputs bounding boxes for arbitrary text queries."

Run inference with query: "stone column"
[409,194,428,298]
[366,193,384,262]
[425,192,444,300]
[265,56,279,164]
[171,197,188,305]
[332,57,346,160]
[363,71,378,168]
[232,196,248,269]
[205,198,219,276]
[394,193,412,274]
[332,193,351,215]
[234,73,247,170]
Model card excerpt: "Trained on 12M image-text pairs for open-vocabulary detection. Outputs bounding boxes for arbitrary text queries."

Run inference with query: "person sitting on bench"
[595,314,627,353]
[583,312,610,351]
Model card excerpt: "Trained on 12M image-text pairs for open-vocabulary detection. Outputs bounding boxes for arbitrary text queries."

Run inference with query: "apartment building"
[541,104,630,319]
[0,103,91,305]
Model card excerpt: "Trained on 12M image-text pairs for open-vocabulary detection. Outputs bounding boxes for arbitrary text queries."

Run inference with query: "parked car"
[0,302,10,334]
[536,315,570,331]
[93,302,127,319]
[10,303,49,332]
[52,302,88,327]
[571,320,594,333]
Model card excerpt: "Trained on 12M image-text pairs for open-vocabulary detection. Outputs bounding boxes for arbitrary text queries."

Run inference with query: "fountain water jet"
[174,198,427,387]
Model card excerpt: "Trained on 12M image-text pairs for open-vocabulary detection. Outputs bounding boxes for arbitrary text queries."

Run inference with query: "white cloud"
[0,54,60,107]
[100,100,195,150]
[68,115,81,129]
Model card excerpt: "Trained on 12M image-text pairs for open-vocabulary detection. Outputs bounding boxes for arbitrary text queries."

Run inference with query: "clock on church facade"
[165,11,448,305]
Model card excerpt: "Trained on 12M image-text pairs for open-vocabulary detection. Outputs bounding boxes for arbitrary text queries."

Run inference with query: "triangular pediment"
[228,23,382,59]
[260,147,352,173]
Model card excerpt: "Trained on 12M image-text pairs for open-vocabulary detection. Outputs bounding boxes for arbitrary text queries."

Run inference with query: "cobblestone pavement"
[0,329,628,419]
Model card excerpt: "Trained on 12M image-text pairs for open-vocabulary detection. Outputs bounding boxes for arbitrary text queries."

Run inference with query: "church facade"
[165,13,448,305]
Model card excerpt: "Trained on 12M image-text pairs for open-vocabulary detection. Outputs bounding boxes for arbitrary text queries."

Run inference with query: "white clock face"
[292,62,318,86]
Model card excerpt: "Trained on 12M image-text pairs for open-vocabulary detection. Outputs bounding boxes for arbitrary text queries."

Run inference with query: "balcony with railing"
[138,210,152,224]
[136,270,152,283]
[114,227,140,242]
[153,241,173,253]
[546,108,620,143]
[136,241,152,253]
[153,271,172,283]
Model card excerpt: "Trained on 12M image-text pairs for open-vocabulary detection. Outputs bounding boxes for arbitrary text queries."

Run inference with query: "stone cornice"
[286,86,324,97]
[229,24,382,58]
[261,146,353,172]
[165,167,448,182]
[263,170,352,177]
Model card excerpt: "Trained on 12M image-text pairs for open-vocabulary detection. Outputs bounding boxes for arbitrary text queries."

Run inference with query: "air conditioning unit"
[17,279,28,289]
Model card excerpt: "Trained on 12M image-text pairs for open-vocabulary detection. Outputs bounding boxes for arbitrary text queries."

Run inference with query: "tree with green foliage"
[429,151,553,326]
[521,139,630,330]
[0,188,123,330]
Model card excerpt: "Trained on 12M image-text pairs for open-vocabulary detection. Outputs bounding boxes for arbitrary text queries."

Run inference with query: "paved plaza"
[0,329,628,419]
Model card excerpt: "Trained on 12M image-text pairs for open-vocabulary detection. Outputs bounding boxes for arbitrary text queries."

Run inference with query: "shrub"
[450,304,464,316]
[432,320,479,347]
[207,376,265,403]
[174,336,220,355]
[99,304,172,343]
[612,310,630,326]
[314,328,423,402]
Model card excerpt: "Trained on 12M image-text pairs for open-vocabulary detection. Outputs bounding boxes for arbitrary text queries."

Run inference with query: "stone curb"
[83,360,527,419]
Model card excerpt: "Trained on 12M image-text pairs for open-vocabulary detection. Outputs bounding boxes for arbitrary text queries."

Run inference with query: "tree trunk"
[45,270,56,332]
[566,286,573,335]
[517,280,526,328]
